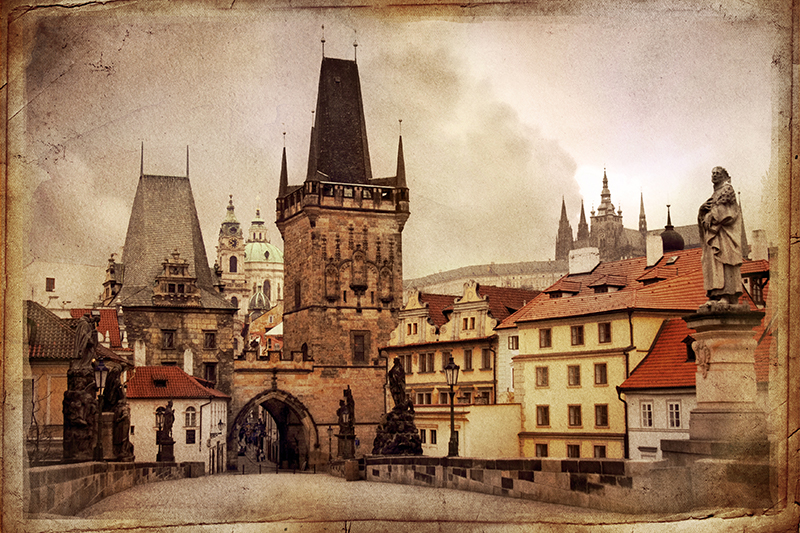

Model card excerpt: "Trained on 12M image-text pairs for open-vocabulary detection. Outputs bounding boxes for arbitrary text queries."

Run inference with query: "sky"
[15,2,780,280]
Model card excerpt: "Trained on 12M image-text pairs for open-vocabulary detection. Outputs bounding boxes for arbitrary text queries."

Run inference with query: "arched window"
[231,296,239,308]
[229,256,238,273]
[264,280,271,299]
[185,407,196,427]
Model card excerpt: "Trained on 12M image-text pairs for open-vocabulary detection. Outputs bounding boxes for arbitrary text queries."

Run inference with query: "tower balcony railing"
[277,180,408,221]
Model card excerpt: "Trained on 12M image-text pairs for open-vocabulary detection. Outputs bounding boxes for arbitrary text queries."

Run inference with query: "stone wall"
[26,461,203,517]
[362,456,730,514]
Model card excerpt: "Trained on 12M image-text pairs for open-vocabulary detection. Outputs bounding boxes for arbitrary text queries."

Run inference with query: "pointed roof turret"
[224,195,238,224]
[395,134,406,188]
[596,169,616,217]
[305,57,372,184]
[278,145,289,197]
[577,200,589,240]
[555,196,574,261]
[660,205,684,252]
[639,192,647,234]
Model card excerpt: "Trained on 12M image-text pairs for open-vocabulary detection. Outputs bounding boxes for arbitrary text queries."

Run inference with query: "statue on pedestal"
[62,313,101,461]
[697,166,744,307]
[372,357,422,456]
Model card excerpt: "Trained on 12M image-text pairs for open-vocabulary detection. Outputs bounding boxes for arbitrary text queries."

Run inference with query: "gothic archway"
[228,389,319,471]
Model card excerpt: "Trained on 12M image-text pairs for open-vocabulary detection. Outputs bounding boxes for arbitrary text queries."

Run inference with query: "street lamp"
[444,356,460,457]
[93,358,109,461]
[327,425,333,462]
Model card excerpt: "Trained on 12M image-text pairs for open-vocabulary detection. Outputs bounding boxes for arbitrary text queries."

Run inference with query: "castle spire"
[577,199,589,241]
[279,144,289,197]
[555,197,574,261]
[639,192,647,234]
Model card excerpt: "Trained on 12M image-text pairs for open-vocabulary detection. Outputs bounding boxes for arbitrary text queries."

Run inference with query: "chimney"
[749,229,768,261]
[569,247,600,274]
[646,233,663,267]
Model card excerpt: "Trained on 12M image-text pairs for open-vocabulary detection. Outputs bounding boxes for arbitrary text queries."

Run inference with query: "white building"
[126,366,230,473]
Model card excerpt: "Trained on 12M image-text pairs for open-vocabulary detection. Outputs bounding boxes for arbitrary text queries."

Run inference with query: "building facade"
[229,54,410,470]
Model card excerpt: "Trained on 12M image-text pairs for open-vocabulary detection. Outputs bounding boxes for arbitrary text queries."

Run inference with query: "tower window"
[45,278,55,292]
[229,256,238,273]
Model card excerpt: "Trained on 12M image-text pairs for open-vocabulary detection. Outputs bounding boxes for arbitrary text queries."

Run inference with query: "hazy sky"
[17,3,778,279]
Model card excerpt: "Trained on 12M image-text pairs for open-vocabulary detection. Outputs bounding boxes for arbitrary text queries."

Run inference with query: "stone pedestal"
[683,306,766,444]
[344,459,360,481]
[100,412,115,460]
[337,433,355,460]
[157,440,175,462]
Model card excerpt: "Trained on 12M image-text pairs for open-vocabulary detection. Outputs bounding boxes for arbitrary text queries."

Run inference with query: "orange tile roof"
[419,293,458,328]
[476,285,540,323]
[126,366,230,400]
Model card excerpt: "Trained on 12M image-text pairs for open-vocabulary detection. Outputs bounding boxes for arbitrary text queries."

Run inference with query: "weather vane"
[321,25,326,57]
[353,30,358,62]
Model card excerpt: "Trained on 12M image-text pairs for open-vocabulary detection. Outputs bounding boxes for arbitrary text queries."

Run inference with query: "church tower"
[217,195,247,315]
[638,192,648,236]
[555,197,573,261]
[589,169,625,261]
[271,54,410,466]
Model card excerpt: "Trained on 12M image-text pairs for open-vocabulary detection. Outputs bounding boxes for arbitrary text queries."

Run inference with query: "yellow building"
[501,246,710,459]
[383,280,538,457]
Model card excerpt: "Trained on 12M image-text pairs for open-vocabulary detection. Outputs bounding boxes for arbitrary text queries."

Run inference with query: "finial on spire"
[283,130,286,147]
[321,25,326,57]
[311,110,315,127]
[398,118,403,136]
[353,30,358,62]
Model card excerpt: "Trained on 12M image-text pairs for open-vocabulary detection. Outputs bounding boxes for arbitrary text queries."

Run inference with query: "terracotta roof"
[476,285,540,323]
[419,293,458,328]
[741,259,769,275]
[70,308,122,348]
[26,300,76,360]
[126,366,230,400]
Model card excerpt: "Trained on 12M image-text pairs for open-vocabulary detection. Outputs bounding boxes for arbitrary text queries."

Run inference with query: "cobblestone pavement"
[22,468,781,533]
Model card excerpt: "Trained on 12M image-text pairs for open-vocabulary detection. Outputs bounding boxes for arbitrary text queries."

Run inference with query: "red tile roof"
[26,300,76,360]
[419,293,458,328]
[70,308,122,348]
[476,285,540,323]
[126,366,230,400]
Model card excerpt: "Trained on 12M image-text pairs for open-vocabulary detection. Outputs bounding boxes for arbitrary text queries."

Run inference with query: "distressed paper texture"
[3,0,798,531]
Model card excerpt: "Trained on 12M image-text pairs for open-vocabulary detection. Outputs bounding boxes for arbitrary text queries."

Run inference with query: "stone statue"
[388,357,406,409]
[74,312,98,366]
[697,167,743,305]
[343,386,355,430]
[113,400,134,461]
[163,400,175,439]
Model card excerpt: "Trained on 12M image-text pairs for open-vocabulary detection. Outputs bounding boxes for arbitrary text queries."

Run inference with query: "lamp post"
[327,425,333,462]
[444,356,460,457]
[93,358,109,461]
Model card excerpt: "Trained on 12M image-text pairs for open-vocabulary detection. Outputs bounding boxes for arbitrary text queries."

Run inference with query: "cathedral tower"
[555,197,573,261]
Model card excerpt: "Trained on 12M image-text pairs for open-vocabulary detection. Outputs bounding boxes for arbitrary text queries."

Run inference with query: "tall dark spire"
[305,57,372,184]
[279,145,289,197]
[577,199,589,241]
[140,142,144,177]
[638,192,647,234]
[395,127,406,188]
[555,197,574,261]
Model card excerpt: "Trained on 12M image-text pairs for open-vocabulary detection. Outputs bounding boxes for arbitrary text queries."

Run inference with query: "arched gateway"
[229,389,318,470]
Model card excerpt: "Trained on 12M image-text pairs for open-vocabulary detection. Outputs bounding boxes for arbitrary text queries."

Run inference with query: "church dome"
[660,206,685,252]
[244,241,284,264]
[248,284,271,312]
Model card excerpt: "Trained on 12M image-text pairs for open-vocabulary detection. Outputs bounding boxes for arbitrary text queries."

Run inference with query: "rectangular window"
[204,363,217,385]
[536,405,550,427]
[568,405,582,427]
[430,430,437,445]
[539,328,552,348]
[594,363,608,385]
[463,317,468,330]
[162,330,175,350]
[594,445,607,458]
[463,349,473,371]
[420,429,426,444]
[343,290,348,302]
[508,336,519,350]
[571,325,584,346]
[595,404,609,427]
[458,392,471,404]
[168,283,176,293]
[442,352,451,370]
[439,392,448,405]
[45,277,55,292]
[598,322,612,344]
[294,280,301,309]
[352,332,369,363]
[567,365,581,387]
[413,323,418,335]
[567,444,581,458]
[416,392,432,405]
[469,317,475,330]
[641,402,654,427]
[185,429,196,445]
[481,349,491,370]
[535,366,549,387]
[668,401,682,428]
[402,354,412,374]
[535,443,549,458]
[185,409,196,427]
[407,323,412,335]
[204,332,217,350]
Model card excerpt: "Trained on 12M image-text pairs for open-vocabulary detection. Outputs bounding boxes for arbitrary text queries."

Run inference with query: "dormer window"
[154,379,167,388]
[683,335,696,362]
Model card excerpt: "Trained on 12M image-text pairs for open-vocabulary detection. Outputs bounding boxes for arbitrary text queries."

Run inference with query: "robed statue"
[388,357,407,410]
[697,167,743,305]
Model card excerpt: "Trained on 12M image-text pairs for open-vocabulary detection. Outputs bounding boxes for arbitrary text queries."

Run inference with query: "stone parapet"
[26,461,203,517]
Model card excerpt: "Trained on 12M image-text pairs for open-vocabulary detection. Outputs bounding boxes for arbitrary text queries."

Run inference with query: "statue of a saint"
[697,167,743,304]
[163,400,175,439]
[388,357,407,410]
[74,313,98,366]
